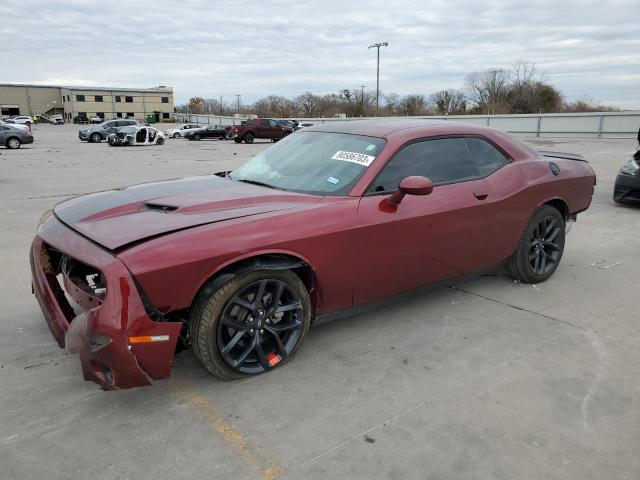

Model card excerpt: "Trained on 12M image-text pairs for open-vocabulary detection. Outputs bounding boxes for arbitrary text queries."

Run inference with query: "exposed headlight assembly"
[620,157,639,176]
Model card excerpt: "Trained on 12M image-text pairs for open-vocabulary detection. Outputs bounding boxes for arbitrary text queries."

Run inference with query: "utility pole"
[359,85,365,117]
[368,42,388,115]
[236,94,241,113]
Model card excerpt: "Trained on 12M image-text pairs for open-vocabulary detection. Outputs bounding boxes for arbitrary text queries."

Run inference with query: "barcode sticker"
[331,151,376,167]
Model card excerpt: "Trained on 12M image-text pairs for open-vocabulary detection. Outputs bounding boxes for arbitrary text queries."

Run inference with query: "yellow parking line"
[179,383,284,480]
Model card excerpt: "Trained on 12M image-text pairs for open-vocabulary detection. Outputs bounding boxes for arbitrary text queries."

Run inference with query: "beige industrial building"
[0,83,174,123]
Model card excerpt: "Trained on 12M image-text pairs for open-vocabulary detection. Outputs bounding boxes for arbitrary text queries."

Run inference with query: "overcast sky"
[1,0,639,108]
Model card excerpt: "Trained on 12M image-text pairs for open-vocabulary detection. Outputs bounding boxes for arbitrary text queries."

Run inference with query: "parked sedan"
[30,120,596,390]
[614,151,640,203]
[0,120,30,132]
[79,119,140,143]
[163,124,203,138]
[185,124,228,141]
[1,124,34,148]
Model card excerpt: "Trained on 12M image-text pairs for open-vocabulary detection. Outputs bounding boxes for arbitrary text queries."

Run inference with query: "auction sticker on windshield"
[331,151,376,167]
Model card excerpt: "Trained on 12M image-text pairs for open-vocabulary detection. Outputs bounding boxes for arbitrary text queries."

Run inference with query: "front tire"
[506,205,565,283]
[173,132,180,138]
[156,137,165,145]
[6,137,21,149]
[194,133,201,141]
[234,138,242,143]
[90,133,102,143]
[190,270,311,380]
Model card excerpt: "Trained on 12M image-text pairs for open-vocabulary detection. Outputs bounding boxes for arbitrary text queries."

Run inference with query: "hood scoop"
[141,203,178,213]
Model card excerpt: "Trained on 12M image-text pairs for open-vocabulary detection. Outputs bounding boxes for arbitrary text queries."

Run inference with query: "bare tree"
[295,92,319,117]
[431,89,467,114]
[399,94,428,116]
[465,69,510,113]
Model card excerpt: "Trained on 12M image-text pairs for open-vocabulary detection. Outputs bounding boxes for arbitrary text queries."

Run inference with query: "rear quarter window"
[465,137,510,177]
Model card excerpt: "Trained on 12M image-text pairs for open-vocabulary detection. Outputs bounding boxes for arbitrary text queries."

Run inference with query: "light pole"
[359,85,365,117]
[368,42,388,114]
[236,94,241,113]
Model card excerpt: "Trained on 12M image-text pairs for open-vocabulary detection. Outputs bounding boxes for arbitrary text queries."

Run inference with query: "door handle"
[473,190,489,200]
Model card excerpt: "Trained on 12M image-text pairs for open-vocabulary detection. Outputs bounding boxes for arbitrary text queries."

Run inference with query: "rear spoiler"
[538,150,587,162]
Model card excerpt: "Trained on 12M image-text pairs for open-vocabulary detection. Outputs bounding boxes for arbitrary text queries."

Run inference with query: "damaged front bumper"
[30,214,182,390]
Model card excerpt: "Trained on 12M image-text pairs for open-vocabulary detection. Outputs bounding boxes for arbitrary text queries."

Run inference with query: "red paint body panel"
[30,216,181,389]
[32,120,596,389]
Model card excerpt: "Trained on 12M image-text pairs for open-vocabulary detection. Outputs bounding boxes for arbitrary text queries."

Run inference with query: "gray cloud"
[1,0,639,108]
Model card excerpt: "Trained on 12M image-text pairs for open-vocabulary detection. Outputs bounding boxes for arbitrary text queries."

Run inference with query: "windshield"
[230,132,386,195]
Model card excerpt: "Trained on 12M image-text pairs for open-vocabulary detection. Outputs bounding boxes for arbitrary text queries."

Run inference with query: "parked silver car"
[163,123,203,138]
[0,124,34,149]
[78,119,140,143]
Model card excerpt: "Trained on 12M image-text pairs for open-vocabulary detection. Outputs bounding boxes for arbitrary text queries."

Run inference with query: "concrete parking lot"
[1,123,639,480]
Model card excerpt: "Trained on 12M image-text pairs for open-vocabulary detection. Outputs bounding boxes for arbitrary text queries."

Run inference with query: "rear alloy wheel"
[507,205,565,283]
[243,132,254,144]
[190,270,311,379]
[194,133,201,141]
[234,138,242,143]
[90,133,102,143]
[6,137,21,149]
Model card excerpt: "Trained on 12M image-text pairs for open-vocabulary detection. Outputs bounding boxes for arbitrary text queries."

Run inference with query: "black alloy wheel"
[528,216,562,275]
[243,132,254,144]
[90,132,102,143]
[217,279,304,374]
[190,269,311,379]
[507,205,565,283]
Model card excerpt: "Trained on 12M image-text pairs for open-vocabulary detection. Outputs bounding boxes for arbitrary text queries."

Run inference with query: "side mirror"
[388,176,433,205]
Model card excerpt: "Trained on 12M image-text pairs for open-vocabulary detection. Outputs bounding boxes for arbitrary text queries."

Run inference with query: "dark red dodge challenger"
[30,120,596,389]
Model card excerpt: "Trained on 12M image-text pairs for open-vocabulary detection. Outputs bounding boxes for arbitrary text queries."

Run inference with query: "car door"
[463,136,527,265]
[353,137,494,305]
[258,119,272,138]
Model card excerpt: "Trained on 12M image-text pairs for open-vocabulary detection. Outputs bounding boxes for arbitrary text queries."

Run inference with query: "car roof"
[307,119,473,137]
[306,119,537,159]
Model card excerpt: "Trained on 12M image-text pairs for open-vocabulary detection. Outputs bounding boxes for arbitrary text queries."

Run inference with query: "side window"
[270,120,279,127]
[246,119,256,126]
[260,119,270,126]
[464,137,510,177]
[369,138,479,193]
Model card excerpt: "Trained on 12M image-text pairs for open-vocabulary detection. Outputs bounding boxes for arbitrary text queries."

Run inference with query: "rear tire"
[506,205,565,283]
[189,269,311,380]
[6,137,21,149]
[243,132,254,144]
